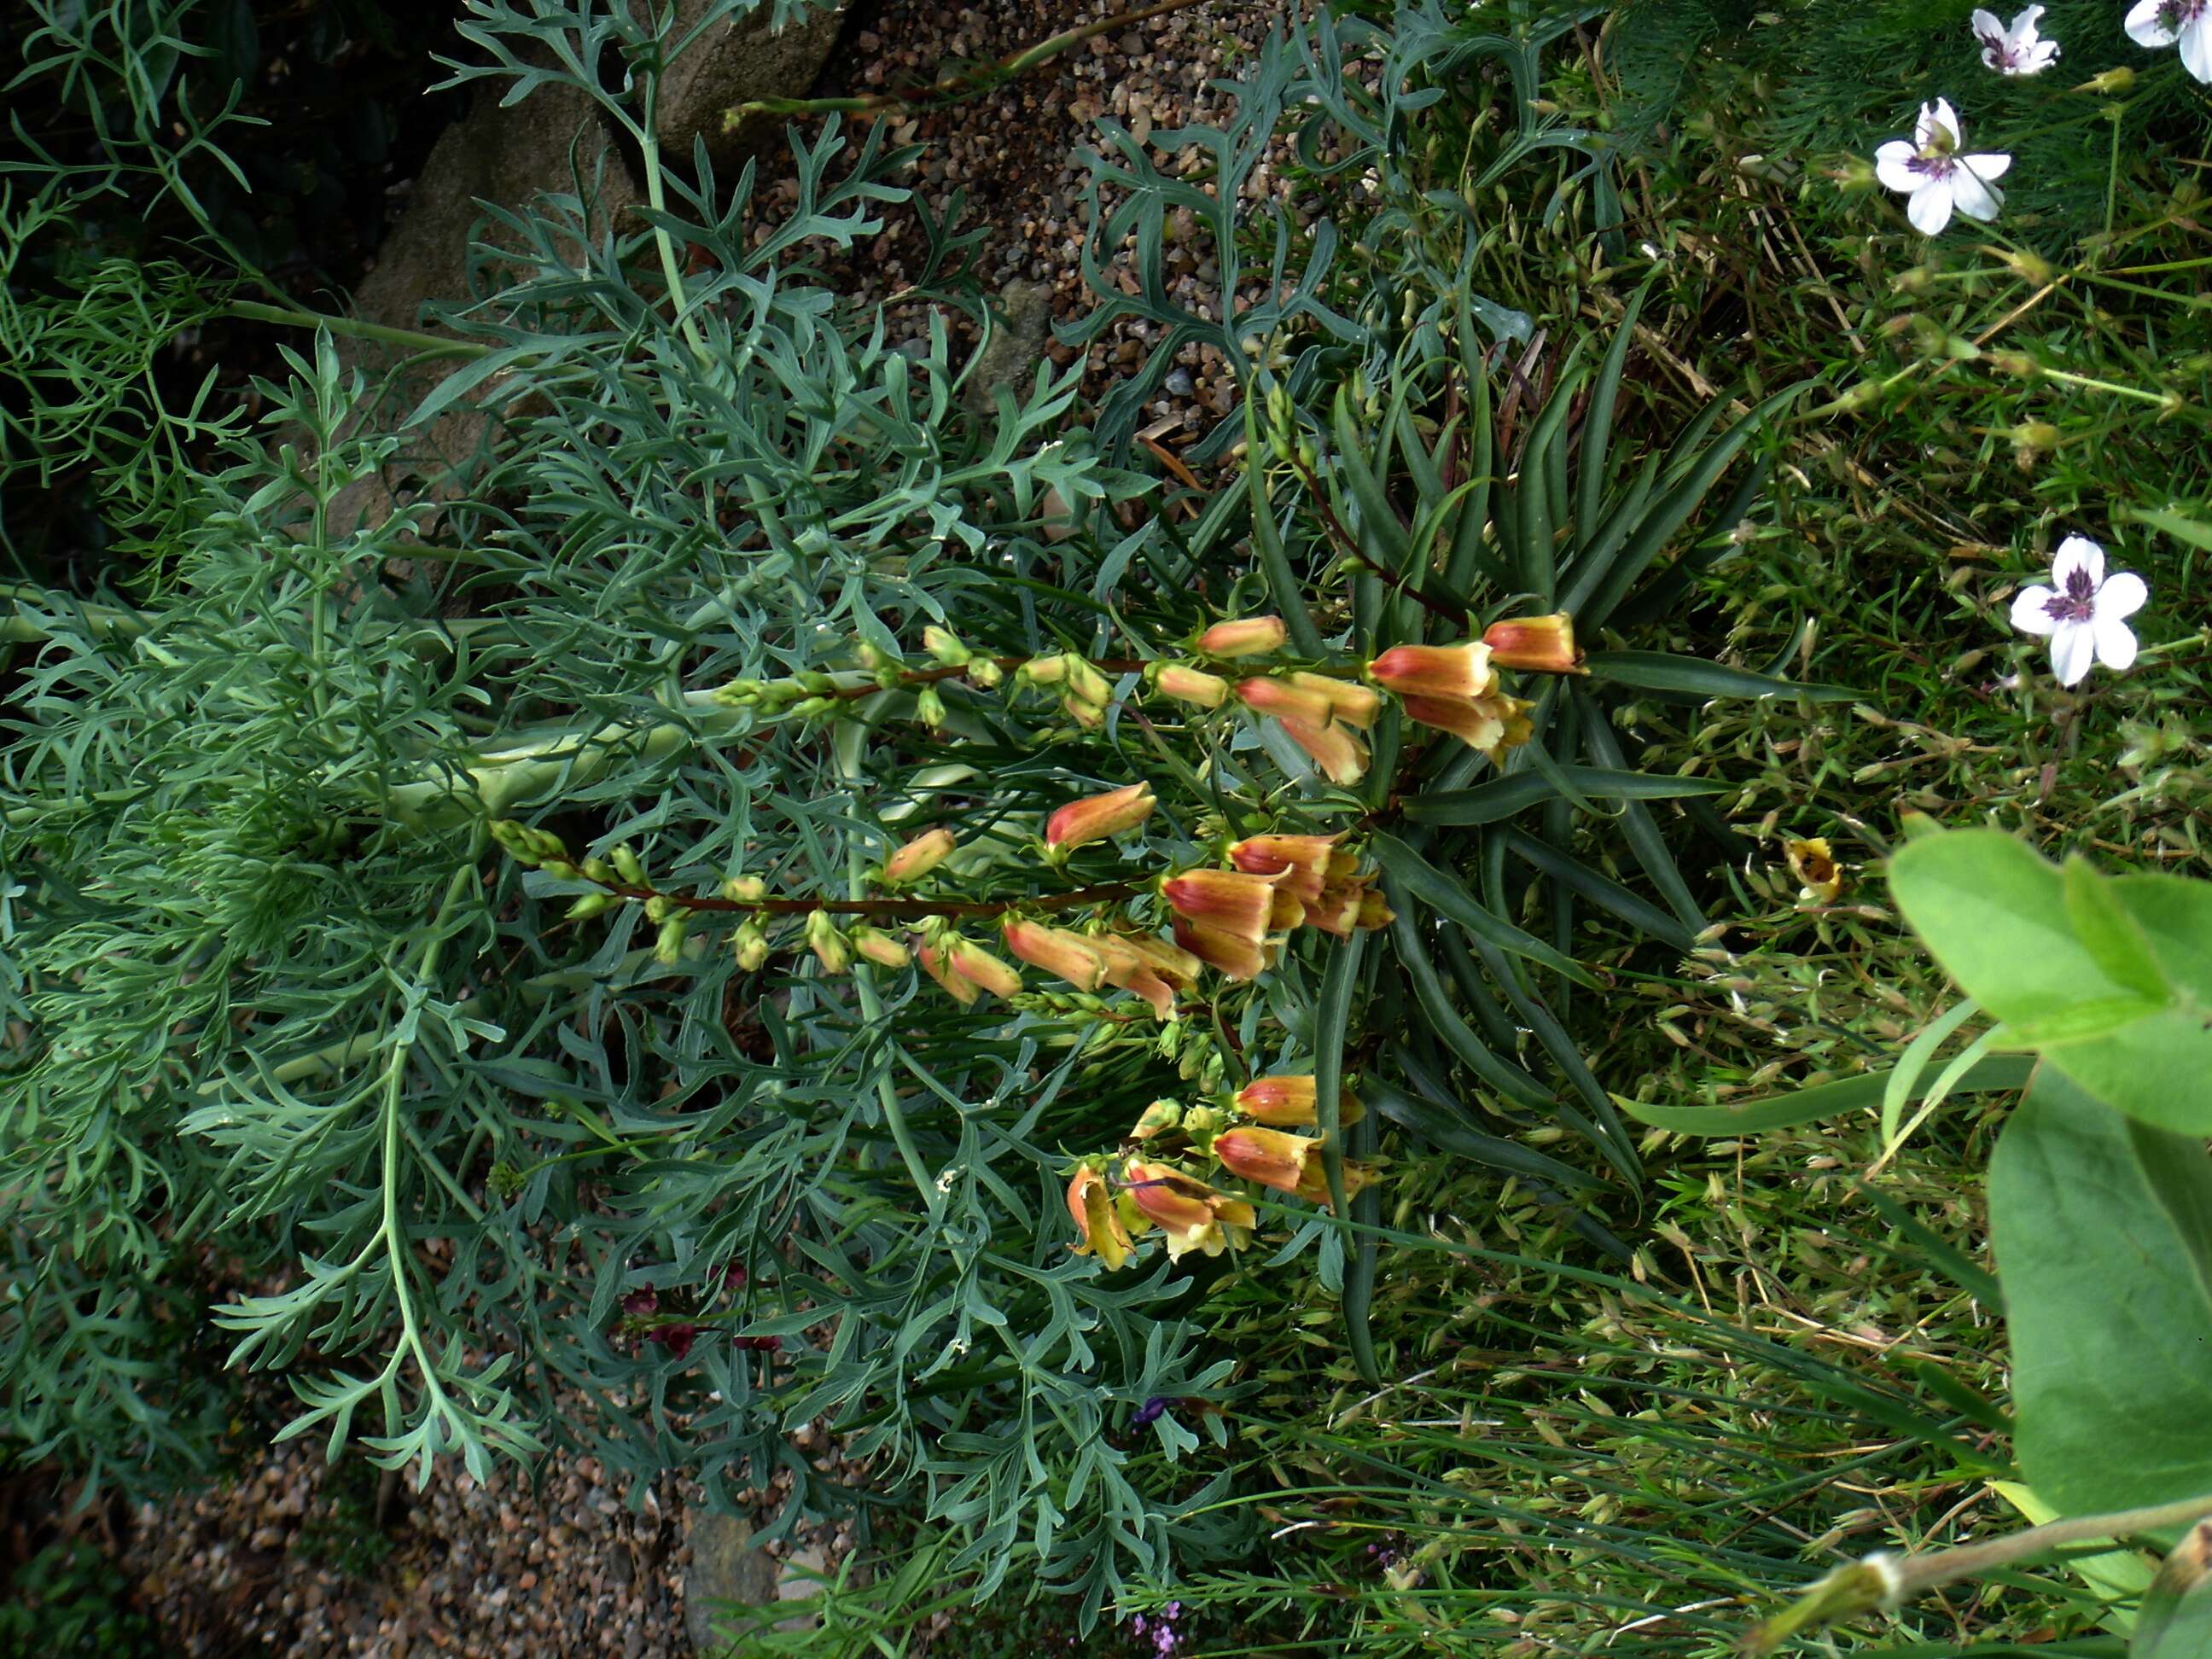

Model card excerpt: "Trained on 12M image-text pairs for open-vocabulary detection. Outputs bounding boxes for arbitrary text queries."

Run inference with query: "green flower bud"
[611,844,648,886]
[653,915,688,966]
[566,891,620,921]
[722,876,768,903]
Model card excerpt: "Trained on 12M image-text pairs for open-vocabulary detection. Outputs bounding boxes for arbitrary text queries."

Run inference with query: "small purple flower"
[649,1322,698,1360]
[620,1288,659,1316]
[1132,1395,1171,1427]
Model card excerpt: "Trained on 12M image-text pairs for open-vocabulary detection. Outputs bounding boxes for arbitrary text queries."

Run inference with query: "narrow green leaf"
[1401,765,1728,826]
[1365,1074,1606,1190]
[1382,909,1558,1113]
[1502,827,1693,951]
[1581,649,1856,702]
[1576,283,1650,537]
[1314,931,1376,1382]
[1573,687,1710,933]
[1373,834,1598,987]
[1881,999,1981,1155]
[1614,1054,2037,1136]
[1243,404,1325,657]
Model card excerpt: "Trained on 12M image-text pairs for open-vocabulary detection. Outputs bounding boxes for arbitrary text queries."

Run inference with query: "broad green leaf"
[1401,766,1727,826]
[1580,650,1856,703]
[1891,831,2212,1133]
[2135,1523,2212,1657]
[1989,1070,2212,1515]
[2064,857,2172,1002]
[1614,1055,2035,1136]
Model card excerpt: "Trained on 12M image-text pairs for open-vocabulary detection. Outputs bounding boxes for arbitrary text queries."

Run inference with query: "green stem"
[841,751,938,1214]
[725,0,1212,120]
[224,300,491,362]
[637,78,707,363]
[603,878,1144,921]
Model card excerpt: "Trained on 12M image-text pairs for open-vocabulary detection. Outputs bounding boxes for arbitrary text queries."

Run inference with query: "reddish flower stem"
[607,880,1146,921]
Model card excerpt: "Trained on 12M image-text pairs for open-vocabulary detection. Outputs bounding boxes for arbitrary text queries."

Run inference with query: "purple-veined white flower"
[1874,100,2011,236]
[2127,0,2212,82]
[2008,535,2148,686]
[1974,5,2059,73]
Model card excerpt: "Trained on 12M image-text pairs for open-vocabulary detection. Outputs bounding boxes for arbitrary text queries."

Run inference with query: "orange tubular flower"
[1234,1075,1365,1128]
[1304,879,1368,937]
[1045,781,1155,850]
[1003,918,1109,992]
[1267,887,1307,931]
[1174,917,1267,981]
[1286,672,1382,730]
[882,827,957,884]
[917,941,980,1006]
[1229,834,1340,904]
[1235,676,1338,728]
[1197,616,1289,657]
[1123,1161,1257,1257]
[1227,834,1340,903]
[1162,868,1278,938]
[1295,1156,1376,1210]
[1067,1166,1136,1269]
[1366,641,1498,701]
[1400,693,1504,751]
[947,938,1022,999]
[1278,716,1370,785]
[1091,936,1179,1017]
[1152,663,1231,708]
[1212,1126,1318,1194]
[1481,611,1582,673]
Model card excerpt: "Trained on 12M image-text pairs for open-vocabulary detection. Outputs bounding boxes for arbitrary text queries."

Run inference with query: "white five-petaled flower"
[2127,0,2212,82]
[1974,5,2059,73]
[1874,100,2011,236]
[2008,536,2149,687]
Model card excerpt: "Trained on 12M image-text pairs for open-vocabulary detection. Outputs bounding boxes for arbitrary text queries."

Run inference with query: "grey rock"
[660,0,849,166]
[682,1511,779,1651]
[961,277,1055,416]
[1164,366,1194,396]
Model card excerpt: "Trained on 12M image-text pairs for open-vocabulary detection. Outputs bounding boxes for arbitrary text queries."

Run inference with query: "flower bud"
[882,827,958,884]
[1132,1099,1184,1139]
[2075,66,2133,95]
[1196,616,1289,658]
[644,894,679,924]
[1480,612,1581,673]
[1018,652,1070,687]
[1366,642,1497,700]
[1045,782,1155,850]
[804,910,851,974]
[965,657,1004,690]
[922,626,971,666]
[1236,675,1338,727]
[581,858,615,884]
[722,875,767,903]
[851,927,911,969]
[566,891,620,921]
[915,684,946,729]
[653,915,689,966]
[732,920,770,970]
[1151,662,1231,708]
[2002,247,2055,288]
[1003,917,1109,991]
[2010,421,2060,469]
[1213,1126,1318,1194]
[1278,716,1371,784]
[610,844,648,887]
[1065,657,1113,708]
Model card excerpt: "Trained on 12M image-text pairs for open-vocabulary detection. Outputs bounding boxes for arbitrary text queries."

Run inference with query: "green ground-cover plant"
[0,0,1835,1621]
